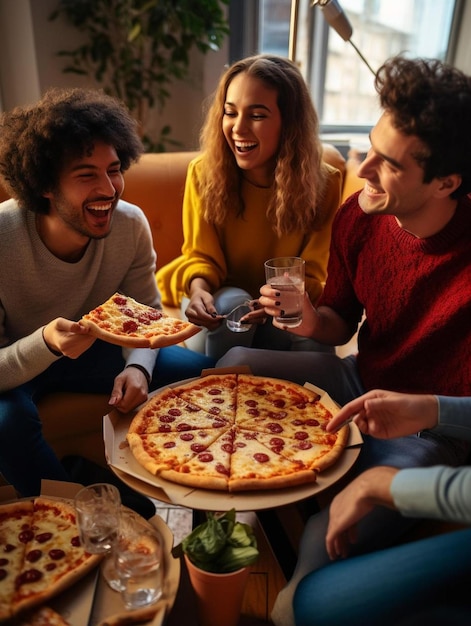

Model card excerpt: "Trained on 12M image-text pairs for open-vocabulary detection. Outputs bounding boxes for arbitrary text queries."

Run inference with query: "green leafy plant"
[50,0,229,151]
[173,509,259,574]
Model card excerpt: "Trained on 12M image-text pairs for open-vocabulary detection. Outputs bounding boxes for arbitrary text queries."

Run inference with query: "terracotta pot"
[184,554,250,626]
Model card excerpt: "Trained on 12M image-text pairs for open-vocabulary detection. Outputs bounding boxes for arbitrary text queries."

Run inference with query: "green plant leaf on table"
[173,509,259,574]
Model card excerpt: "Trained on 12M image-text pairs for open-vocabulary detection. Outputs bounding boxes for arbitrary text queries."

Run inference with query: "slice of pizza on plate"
[228,428,317,492]
[81,292,201,348]
[161,428,234,491]
[127,427,230,476]
[173,374,238,421]
[128,386,230,435]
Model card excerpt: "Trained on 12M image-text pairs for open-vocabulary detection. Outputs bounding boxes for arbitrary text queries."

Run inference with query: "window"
[230,0,460,141]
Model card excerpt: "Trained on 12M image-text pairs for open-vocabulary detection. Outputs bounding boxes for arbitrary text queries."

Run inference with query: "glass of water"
[74,483,121,554]
[114,515,163,609]
[264,256,305,328]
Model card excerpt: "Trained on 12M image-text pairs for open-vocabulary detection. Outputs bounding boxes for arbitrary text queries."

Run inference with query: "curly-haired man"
[0,88,214,497]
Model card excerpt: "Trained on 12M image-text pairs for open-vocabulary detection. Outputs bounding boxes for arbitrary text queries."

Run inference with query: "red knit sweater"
[319,192,471,396]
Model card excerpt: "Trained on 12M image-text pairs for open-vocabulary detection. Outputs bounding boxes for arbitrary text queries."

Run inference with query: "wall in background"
[0,0,229,151]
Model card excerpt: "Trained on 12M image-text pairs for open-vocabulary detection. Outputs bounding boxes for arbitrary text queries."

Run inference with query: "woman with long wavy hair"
[157,54,342,358]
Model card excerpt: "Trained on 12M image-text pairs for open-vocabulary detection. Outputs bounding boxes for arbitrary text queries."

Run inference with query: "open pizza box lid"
[104,366,363,512]
[0,480,180,626]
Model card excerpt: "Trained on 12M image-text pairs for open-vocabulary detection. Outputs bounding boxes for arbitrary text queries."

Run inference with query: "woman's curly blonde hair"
[198,54,329,237]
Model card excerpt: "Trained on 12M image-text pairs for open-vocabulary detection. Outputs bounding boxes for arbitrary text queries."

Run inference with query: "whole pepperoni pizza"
[127,374,349,492]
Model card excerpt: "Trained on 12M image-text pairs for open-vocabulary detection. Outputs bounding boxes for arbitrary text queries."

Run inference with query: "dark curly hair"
[0,88,144,213]
[375,56,471,197]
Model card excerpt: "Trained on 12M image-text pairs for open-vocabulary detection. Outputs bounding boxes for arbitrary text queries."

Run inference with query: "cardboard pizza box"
[103,367,363,512]
[0,480,180,626]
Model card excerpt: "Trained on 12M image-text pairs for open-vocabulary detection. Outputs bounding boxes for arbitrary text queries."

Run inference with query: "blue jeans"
[0,340,215,496]
[294,528,471,626]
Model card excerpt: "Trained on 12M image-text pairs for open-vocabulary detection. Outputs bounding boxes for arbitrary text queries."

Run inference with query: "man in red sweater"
[217,55,471,626]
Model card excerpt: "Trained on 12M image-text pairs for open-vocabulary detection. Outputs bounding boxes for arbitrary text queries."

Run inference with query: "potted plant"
[173,509,259,626]
[49,0,229,151]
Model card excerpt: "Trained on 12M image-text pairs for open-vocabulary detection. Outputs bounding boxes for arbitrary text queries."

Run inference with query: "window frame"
[229,0,465,138]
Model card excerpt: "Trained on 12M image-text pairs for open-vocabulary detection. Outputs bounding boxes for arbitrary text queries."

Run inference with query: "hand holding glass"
[264,257,305,328]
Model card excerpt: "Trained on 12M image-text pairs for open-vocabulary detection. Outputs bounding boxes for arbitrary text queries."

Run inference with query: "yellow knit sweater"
[157,155,342,307]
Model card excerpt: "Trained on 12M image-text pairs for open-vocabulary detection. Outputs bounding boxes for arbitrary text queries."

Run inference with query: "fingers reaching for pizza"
[81,293,201,349]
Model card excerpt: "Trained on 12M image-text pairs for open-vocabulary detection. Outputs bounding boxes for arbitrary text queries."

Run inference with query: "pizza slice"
[128,387,230,435]
[173,374,238,422]
[161,428,234,490]
[228,428,317,491]
[248,429,347,472]
[127,427,229,476]
[11,497,101,617]
[0,500,34,620]
[81,292,201,348]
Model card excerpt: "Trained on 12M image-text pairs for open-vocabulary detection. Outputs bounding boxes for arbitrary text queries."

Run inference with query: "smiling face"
[44,140,123,239]
[39,141,124,261]
[357,112,459,236]
[222,72,282,187]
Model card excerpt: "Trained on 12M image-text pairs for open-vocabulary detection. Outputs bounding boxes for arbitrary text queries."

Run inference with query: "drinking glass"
[264,256,305,328]
[225,301,254,333]
[74,483,121,554]
[114,515,163,609]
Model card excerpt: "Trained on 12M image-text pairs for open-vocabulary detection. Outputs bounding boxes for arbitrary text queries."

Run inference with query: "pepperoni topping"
[71,536,81,547]
[176,423,193,432]
[17,569,43,585]
[212,397,224,404]
[216,463,230,476]
[294,431,309,440]
[3,544,15,553]
[0,558,9,566]
[266,423,283,434]
[197,453,214,463]
[296,441,313,450]
[306,419,320,427]
[253,453,270,463]
[122,320,138,333]
[180,433,195,441]
[221,443,234,453]
[163,441,176,449]
[268,411,288,420]
[245,400,258,408]
[208,407,221,415]
[269,437,284,447]
[0,569,7,581]
[246,408,260,417]
[272,399,287,408]
[26,549,42,563]
[159,414,176,423]
[19,529,34,544]
[168,408,182,417]
[158,424,171,433]
[49,549,66,560]
[191,443,207,453]
[45,562,57,571]
[113,295,127,306]
[36,532,53,544]
[208,388,222,395]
